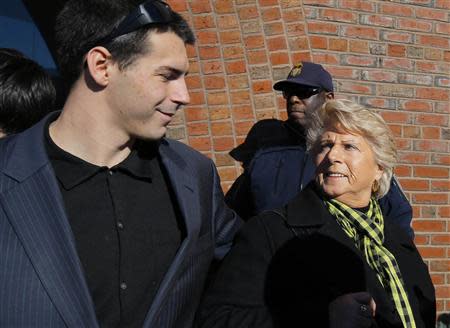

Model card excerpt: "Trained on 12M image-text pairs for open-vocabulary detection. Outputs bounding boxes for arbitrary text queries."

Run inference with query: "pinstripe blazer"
[0,114,241,328]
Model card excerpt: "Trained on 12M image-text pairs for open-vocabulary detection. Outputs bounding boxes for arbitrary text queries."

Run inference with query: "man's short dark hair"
[0,48,56,136]
[55,0,195,88]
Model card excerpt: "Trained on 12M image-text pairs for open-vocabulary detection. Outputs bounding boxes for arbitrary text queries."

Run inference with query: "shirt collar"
[45,117,156,190]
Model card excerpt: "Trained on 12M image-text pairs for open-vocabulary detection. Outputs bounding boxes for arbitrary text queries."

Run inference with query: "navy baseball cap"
[273,62,333,92]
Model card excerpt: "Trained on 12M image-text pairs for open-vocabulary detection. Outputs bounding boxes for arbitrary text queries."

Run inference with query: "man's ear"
[84,46,113,87]
[326,92,334,100]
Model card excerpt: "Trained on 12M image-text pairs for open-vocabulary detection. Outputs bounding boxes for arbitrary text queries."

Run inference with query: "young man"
[0,1,240,327]
[0,48,55,137]
[226,62,413,236]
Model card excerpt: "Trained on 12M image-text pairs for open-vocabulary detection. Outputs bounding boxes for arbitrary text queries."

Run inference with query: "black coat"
[197,184,435,328]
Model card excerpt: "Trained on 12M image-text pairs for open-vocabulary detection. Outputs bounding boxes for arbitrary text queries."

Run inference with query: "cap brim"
[273,79,321,91]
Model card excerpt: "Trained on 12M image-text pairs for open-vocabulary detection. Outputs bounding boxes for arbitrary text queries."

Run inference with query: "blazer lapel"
[143,140,201,326]
[0,117,98,327]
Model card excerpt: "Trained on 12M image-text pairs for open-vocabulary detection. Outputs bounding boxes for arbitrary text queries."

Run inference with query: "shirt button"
[108,170,114,176]
[120,282,127,290]
[117,221,124,230]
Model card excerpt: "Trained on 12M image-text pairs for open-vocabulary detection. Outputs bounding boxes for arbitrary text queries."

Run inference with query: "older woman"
[197,100,435,328]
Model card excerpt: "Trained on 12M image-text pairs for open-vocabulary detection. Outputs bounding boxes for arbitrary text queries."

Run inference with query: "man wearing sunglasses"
[226,62,413,236]
[0,1,240,327]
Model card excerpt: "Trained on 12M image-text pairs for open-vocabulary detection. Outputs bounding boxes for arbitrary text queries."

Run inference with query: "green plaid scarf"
[325,198,416,328]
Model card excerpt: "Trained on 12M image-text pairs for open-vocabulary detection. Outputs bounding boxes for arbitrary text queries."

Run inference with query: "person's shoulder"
[249,118,285,133]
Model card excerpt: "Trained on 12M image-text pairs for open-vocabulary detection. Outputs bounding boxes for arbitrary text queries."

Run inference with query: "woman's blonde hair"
[307,99,397,198]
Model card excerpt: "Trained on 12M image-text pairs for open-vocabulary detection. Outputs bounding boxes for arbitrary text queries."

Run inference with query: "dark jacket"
[198,184,436,328]
[226,119,414,237]
[0,113,242,328]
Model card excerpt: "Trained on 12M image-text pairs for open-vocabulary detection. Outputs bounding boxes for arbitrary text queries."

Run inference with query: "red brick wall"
[166,0,450,314]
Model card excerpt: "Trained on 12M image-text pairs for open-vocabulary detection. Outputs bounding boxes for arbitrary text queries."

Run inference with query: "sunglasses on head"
[98,0,174,45]
[282,87,322,100]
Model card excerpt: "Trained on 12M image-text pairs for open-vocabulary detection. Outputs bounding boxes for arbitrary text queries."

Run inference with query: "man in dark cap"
[226,61,413,237]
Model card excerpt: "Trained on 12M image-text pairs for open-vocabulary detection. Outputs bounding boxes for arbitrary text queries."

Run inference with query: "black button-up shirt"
[45,122,185,327]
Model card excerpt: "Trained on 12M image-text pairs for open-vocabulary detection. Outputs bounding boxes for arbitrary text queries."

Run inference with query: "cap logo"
[288,62,303,78]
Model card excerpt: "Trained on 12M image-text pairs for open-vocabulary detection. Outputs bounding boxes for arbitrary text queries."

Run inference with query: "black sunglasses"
[282,87,321,100]
[98,0,174,45]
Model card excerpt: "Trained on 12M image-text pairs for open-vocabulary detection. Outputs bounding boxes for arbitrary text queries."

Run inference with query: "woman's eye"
[344,144,357,150]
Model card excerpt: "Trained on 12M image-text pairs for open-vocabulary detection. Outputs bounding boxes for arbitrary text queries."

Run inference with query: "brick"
[244,35,265,49]
[436,22,450,35]
[204,75,226,89]
[211,121,233,136]
[436,286,450,299]
[328,67,359,79]
[380,3,413,17]
[193,15,216,29]
[378,85,414,98]
[286,23,307,36]
[339,0,375,12]
[431,274,446,285]
[436,76,450,88]
[422,127,440,139]
[234,121,255,135]
[202,61,223,74]
[283,8,305,22]
[310,35,328,50]
[217,15,239,29]
[220,30,242,44]
[292,52,313,63]
[424,48,443,61]
[249,66,271,80]
[431,180,450,192]
[394,138,412,151]
[432,235,450,245]
[253,94,275,109]
[213,136,234,151]
[223,46,244,59]
[341,26,378,40]
[186,75,202,90]
[361,70,397,83]
[380,111,412,124]
[399,100,432,112]
[267,36,288,51]
[399,179,429,191]
[415,8,448,21]
[349,40,369,53]
[413,220,446,232]
[213,0,235,14]
[414,234,429,245]
[403,126,421,138]
[416,61,439,73]
[188,136,211,151]
[168,1,188,11]
[360,97,396,110]
[231,90,251,104]
[302,0,334,6]
[232,105,255,120]
[215,153,235,167]
[307,21,339,35]
[263,22,284,36]
[397,18,433,32]
[188,122,209,136]
[329,38,348,52]
[207,92,229,105]
[237,5,259,19]
[188,91,206,106]
[431,154,450,166]
[337,81,374,94]
[415,166,449,178]
[252,80,272,93]
[418,247,446,258]
[258,0,279,6]
[398,73,432,86]
[436,0,450,9]
[320,9,357,23]
[399,152,429,164]
[416,114,448,127]
[270,52,290,66]
[380,31,413,44]
[247,50,268,64]
[240,21,261,34]
[438,206,450,218]
[407,46,424,59]
[227,75,249,89]
[261,7,281,21]
[190,1,212,14]
[414,140,448,153]
[416,88,450,101]
[341,55,377,67]
[185,107,208,122]
[369,43,386,56]
[381,58,414,71]
[199,46,221,59]
[388,44,406,57]
[210,107,231,120]
[417,35,450,49]
[359,14,394,28]
[288,37,309,51]
[225,60,247,74]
